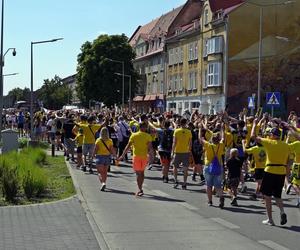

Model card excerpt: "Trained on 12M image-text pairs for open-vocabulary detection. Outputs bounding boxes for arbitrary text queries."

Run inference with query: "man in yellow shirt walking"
[251,119,289,226]
[118,122,153,196]
[171,118,192,190]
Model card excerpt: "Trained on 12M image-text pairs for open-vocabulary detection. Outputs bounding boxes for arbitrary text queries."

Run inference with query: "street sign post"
[266,92,280,117]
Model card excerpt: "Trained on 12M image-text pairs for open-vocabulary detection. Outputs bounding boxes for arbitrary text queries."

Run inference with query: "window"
[160,81,164,94]
[203,69,208,88]
[193,72,197,90]
[188,43,194,61]
[173,75,178,91]
[207,62,222,87]
[169,49,174,65]
[160,57,164,70]
[194,42,198,60]
[168,76,172,91]
[179,74,183,91]
[204,9,209,25]
[174,48,178,64]
[191,102,200,109]
[206,36,223,55]
[180,47,184,63]
[188,72,193,90]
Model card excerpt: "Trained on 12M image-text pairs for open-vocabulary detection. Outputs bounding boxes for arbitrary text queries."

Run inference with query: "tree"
[7,87,24,104]
[76,34,138,107]
[37,75,72,110]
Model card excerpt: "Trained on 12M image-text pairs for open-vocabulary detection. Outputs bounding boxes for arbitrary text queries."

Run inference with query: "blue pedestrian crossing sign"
[248,97,255,109]
[266,92,280,106]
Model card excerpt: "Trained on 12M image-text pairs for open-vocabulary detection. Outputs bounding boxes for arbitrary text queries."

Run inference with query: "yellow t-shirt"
[75,134,84,147]
[95,138,113,156]
[289,141,300,163]
[129,131,152,158]
[205,129,213,141]
[260,138,290,175]
[245,146,266,169]
[80,124,102,144]
[173,128,192,153]
[203,141,225,166]
[225,132,233,148]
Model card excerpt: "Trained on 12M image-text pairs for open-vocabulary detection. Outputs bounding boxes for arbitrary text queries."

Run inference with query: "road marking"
[177,202,199,211]
[211,218,240,229]
[152,190,170,197]
[258,241,290,250]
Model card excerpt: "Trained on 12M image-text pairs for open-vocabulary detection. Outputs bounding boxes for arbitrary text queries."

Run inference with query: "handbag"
[101,139,111,155]
[208,145,222,175]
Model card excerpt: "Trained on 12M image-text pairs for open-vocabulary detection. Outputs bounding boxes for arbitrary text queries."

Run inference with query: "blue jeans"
[204,166,223,188]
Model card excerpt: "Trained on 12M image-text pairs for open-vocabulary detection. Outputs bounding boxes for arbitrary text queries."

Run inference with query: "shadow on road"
[106,188,185,203]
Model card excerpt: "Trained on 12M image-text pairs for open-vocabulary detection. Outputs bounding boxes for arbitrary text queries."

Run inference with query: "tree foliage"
[37,75,72,110]
[7,87,30,104]
[76,34,137,107]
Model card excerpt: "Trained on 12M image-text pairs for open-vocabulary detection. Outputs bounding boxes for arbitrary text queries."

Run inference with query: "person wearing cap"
[251,119,290,226]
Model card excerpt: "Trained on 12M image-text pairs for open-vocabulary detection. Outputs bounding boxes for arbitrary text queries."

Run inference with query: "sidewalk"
[68,162,269,250]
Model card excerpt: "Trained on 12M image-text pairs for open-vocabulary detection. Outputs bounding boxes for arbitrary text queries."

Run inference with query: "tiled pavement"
[0,197,100,250]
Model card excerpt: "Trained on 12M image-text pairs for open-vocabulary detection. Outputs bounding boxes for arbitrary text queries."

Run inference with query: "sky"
[3,0,186,95]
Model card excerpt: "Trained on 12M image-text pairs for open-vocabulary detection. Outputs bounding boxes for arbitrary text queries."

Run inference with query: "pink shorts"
[133,156,148,172]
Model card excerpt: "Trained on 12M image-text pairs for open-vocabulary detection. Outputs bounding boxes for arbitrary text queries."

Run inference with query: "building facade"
[61,74,81,106]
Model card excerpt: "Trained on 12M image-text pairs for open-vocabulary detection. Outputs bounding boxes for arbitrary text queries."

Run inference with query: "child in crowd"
[73,128,84,169]
[226,148,243,206]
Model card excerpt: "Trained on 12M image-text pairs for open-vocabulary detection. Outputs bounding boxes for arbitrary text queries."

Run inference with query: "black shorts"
[152,140,159,151]
[254,168,265,180]
[228,177,240,189]
[260,172,285,198]
[18,123,24,129]
[77,146,82,154]
[158,151,171,161]
[192,152,203,165]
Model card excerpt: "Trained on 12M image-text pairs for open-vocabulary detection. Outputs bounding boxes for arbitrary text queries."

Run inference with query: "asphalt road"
[109,161,300,250]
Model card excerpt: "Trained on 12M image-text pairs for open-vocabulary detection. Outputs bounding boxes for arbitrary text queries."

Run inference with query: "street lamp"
[30,38,63,138]
[245,0,295,109]
[106,58,125,109]
[114,72,132,111]
[3,72,18,77]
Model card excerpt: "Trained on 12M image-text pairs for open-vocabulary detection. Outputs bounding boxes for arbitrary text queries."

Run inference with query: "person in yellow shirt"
[118,122,153,196]
[243,140,266,200]
[252,119,289,226]
[73,128,84,169]
[171,118,192,190]
[75,115,103,173]
[288,140,300,207]
[199,123,225,208]
[94,127,116,191]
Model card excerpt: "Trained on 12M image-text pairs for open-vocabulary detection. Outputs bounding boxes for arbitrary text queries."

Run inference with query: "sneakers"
[286,184,292,195]
[136,190,144,197]
[207,201,213,206]
[100,184,106,192]
[280,213,287,225]
[182,184,187,190]
[82,166,87,172]
[231,197,238,206]
[173,181,179,189]
[89,168,93,174]
[163,176,169,183]
[219,197,225,209]
[262,219,275,226]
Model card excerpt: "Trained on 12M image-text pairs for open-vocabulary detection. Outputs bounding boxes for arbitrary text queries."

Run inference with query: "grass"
[0,152,76,206]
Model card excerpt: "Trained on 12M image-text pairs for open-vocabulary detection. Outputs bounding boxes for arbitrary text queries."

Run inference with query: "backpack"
[161,129,173,151]
[208,145,222,175]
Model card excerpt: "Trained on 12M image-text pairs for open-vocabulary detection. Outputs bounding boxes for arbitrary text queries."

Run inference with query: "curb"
[65,159,109,250]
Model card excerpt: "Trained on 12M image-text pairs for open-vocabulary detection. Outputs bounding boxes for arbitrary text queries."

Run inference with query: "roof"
[129,18,159,46]
[149,6,184,37]
[209,0,244,13]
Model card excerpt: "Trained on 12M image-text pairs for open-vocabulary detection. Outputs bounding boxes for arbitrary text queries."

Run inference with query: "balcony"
[211,11,225,27]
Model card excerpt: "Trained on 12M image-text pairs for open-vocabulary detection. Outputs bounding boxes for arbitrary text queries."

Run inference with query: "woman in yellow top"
[94,127,116,191]
[199,122,225,208]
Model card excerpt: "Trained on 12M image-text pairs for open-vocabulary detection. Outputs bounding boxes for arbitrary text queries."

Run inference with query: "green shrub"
[18,138,29,148]
[1,159,19,202]
[22,147,47,165]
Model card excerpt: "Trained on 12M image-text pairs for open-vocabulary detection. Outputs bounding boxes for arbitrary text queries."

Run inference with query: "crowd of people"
[6,107,300,226]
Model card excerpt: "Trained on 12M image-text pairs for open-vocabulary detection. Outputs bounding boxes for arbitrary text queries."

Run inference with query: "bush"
[0,148,48,202]
[18,138,29,149]
[1,159,19,202]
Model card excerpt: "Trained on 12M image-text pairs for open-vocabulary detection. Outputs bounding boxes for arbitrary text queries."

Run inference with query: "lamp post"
[30,38,63,139]
[107,58,125,109]
[114,72,131,111]
[245,0,295,109]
